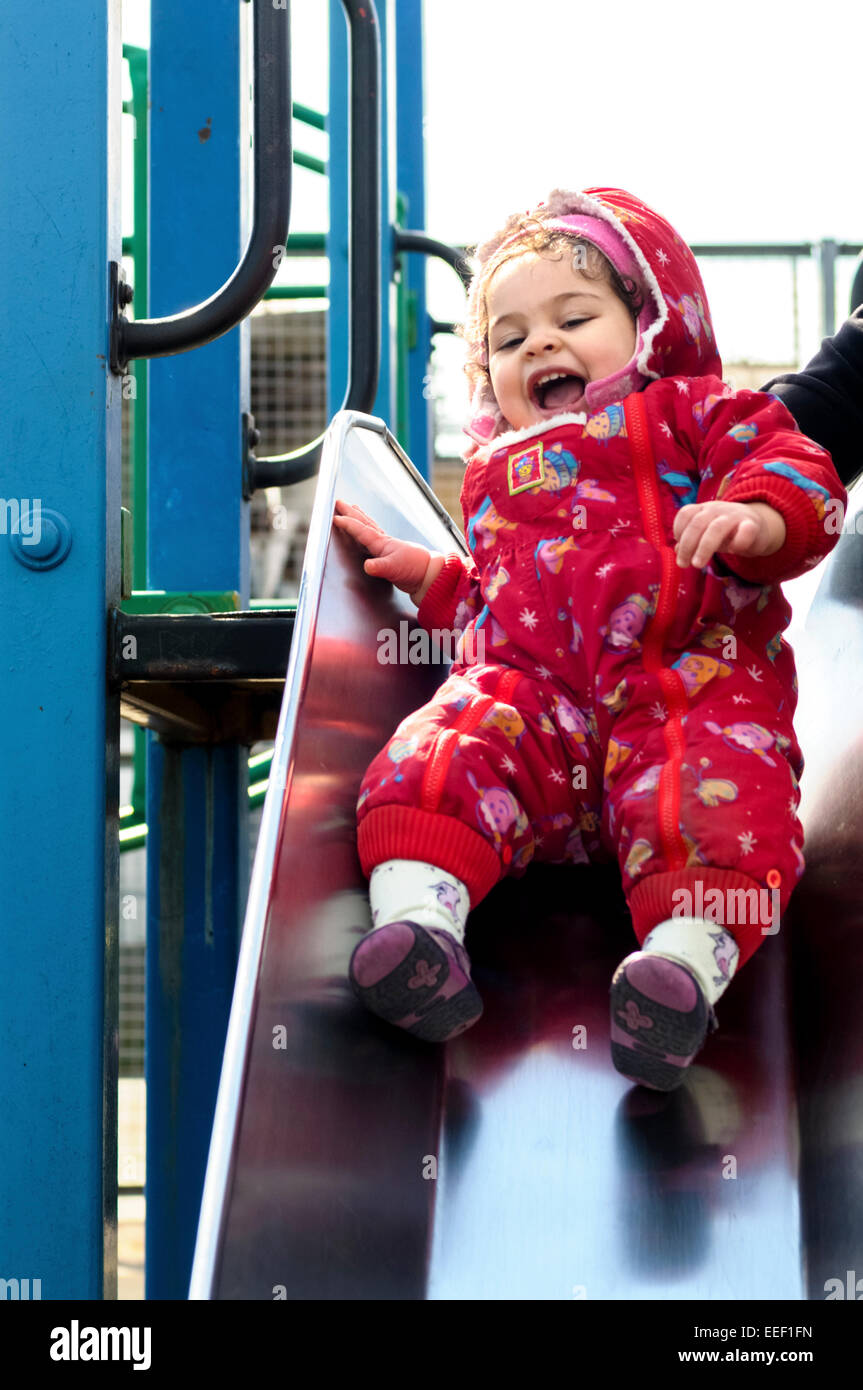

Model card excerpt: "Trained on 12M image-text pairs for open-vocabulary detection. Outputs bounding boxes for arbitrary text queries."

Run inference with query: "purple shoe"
[609,952,719,1092]
[348,920,483,1042]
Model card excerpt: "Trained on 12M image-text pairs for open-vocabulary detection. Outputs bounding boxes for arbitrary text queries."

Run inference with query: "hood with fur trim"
[462,187,722,451]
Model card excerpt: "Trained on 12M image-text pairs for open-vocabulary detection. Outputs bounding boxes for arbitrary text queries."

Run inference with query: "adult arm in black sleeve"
[761,307,863,488]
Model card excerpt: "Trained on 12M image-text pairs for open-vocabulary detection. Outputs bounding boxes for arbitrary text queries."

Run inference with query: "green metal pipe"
[263,285,327,299]
[294,150,326,177]
[293,101,326,131]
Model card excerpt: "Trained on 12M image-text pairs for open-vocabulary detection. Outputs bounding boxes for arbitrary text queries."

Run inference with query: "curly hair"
[456,200,644,407]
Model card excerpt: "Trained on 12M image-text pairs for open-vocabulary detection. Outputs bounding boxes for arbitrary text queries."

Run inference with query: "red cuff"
[358,805,501,905]
[714,475,820,583]
[628,867,783,970]
[416,552,472,632]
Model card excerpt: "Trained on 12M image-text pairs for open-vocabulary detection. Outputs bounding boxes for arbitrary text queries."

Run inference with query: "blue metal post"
[328,0,394,425]
[146,0,249,1298]
[395,0,432,480]
[0,1,121,1297]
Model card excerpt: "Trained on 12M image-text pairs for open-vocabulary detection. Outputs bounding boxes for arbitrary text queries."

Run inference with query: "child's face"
[486,251,637,430]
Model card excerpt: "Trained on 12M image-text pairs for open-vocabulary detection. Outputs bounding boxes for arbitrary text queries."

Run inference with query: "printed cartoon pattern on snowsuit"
[354,188,846,969]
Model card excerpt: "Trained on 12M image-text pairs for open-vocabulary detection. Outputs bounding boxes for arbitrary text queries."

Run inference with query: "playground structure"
[2,0,862,1300]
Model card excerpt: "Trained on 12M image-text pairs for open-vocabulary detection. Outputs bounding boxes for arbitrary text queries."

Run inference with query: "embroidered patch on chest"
[507,442,545,494]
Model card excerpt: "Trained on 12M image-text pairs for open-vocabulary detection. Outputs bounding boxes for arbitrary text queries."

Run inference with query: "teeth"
[532,369,580,406]
[535,371,571,387]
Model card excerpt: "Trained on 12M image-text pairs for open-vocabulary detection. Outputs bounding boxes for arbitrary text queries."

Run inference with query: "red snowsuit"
[355,189,847,969]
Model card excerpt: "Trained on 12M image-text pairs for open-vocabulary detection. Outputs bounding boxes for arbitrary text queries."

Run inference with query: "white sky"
[423,0,859,246]
[123,0,863,422]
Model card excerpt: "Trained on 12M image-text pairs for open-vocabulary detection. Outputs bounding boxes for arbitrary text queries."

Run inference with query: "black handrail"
[111,0,291,371]
[246,0,380,493]
[246,223,473,489]
[395,230,472,291]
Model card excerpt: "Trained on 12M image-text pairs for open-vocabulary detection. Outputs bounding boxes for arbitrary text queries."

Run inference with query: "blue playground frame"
[0,0,440,1299]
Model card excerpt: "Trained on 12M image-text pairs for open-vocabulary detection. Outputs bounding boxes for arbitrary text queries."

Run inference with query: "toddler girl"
[334,185,845,1091]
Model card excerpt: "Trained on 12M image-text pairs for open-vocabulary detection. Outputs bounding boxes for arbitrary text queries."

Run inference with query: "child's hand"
[673,500,786,568]
[333,499,443,602]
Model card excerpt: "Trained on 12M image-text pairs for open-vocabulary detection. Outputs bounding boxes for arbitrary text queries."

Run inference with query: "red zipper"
[421,667,523,813]
[624,393,690,871]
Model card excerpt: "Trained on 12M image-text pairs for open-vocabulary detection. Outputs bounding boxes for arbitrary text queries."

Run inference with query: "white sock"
[639,916,740,1009]
[368,859,470,947]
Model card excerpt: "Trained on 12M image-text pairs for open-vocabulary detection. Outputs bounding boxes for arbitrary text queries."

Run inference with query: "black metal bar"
[111,0,291,371]
[395,229,472,290]
[691,241,861,258]
[691,243,821,257]
[108,609,295,685]
[245,226,471,490]
[247,0,380,492]
[109,608,297,743]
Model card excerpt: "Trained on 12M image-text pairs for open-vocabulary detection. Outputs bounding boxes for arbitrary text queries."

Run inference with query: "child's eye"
[497,318,587,350]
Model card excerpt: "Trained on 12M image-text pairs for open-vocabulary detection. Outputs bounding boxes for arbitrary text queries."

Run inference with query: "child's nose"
[526,326,557,345]
[525,326,562,354]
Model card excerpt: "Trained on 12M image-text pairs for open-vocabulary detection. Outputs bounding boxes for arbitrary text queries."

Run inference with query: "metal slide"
[189,414,863,1300]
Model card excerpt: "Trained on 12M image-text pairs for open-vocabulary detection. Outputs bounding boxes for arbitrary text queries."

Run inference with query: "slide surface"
[189,417,863,1300]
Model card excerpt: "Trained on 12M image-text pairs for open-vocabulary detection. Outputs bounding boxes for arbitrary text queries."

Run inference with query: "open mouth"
[529,370,586,413]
